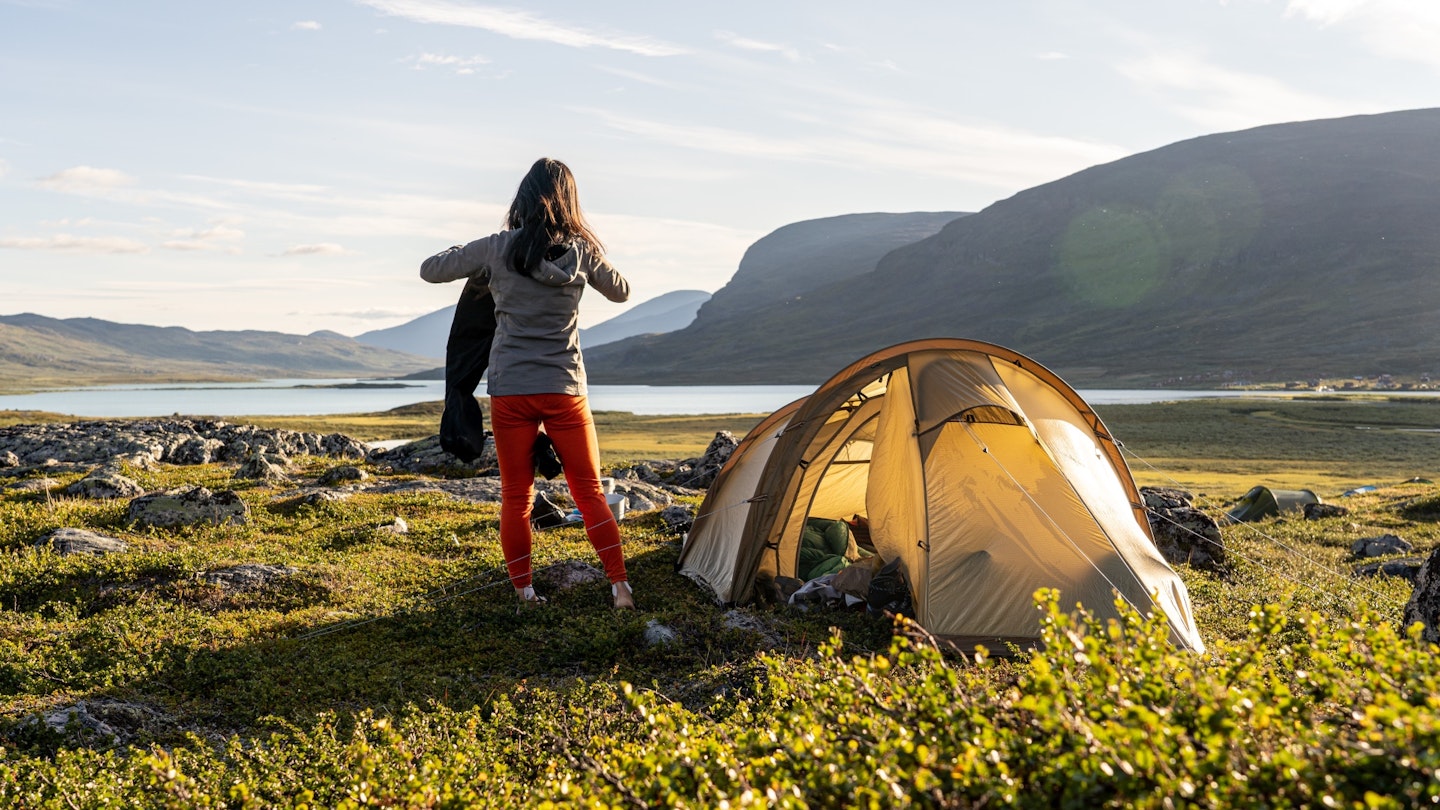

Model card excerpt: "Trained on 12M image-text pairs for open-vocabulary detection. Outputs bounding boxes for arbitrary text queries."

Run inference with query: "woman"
[421,158,635,610]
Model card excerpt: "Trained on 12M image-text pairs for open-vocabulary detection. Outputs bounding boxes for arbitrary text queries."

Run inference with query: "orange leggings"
[489,393,627,588]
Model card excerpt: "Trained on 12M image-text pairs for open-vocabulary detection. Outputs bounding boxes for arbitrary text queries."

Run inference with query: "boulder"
[127,486,250,528]
[199,563,298,591]
[64,466,145,499]
[1351,533,1413,558]
[376,517,409,535]
[1354,557,1423,582]
[1402,548,1440,642]
[675,431,738,489]
[37,527,128,555]
[234,446,289,482]
[318,464,368,486]
[1304,502,1350,519]
[367,435,492,475]
[1,450,19,468]
[535,561,607,592]
[7,477,61,494]
[643,619,679,646]
[1140,486,1227,573]
[657,504,695,535]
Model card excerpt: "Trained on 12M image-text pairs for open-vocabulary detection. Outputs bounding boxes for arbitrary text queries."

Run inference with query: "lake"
[0,379,1433,418]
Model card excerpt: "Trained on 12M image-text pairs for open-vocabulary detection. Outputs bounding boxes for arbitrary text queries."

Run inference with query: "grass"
[2,396,1440,806]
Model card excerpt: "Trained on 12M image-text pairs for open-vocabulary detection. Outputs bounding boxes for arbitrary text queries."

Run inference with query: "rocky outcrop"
[64,465,144,499]
[613,435,737,492]
[36,527,128,555]
[0,419,366,468]
[199,563,298,591]
[127,486,250,528]
[1403,547,1440,642]
[234,447,290,482]
[1140,486,1227,573]
[367,435,494,475]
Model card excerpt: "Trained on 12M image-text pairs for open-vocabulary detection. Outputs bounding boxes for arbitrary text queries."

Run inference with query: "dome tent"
[1224,486,1321,523]
[677,338,1205,653]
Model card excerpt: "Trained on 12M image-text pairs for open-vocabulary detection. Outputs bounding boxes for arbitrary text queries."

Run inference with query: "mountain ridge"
[587,109,1440,386]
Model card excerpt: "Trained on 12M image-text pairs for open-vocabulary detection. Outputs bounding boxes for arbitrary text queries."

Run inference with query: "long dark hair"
[504,158,604,275]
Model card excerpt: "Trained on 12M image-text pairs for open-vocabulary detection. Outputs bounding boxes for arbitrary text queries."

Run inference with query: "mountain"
[0,314,435,389]
[353,307,454,361]
[579,290,710,348]
[354,289,714,360]
[587,109,1440,387]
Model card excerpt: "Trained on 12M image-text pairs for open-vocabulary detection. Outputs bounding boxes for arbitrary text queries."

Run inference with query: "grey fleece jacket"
[420,229,630,397]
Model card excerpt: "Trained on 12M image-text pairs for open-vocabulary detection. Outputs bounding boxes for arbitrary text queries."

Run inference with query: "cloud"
[161,224,246,252]
[314,307,433,320]
[1035,51,1070,60]
[406,52,491,73]
[293,20,322,30]
[38,166,136,193]
[283,242,354,256]
[1116,51,1374,131]
[578,106,1127,192]
[0,234,149,253]
[354,0,686,56]
[714,29,802,63]
[1284,0,1440,70]
[0,158,9,179]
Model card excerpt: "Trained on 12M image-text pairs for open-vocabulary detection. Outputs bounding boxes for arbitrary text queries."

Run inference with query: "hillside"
[587,109,1440,386]
[587,210,967,381]
[356,289,713,361]
[0,314,434,391]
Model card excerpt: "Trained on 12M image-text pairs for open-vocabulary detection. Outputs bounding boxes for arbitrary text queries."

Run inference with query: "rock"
[171,436,226,465]
[1403,548,1440,642]
[299,489,352,505]
[234,446,289,482]
[35,702,119,742]
[643,620,679,647]
[27,699,172,745]
[7,477,61,494]
[673,431,738,489]
[1140,486,1196,510]
[1351,533,1412,558]
[376,517,409,535]
[366,435,493,475]
[64,466,145,499]
[535,561,607,592]
[1354,557,1423,582]
[127,486,250,528]
[1142,489,1227,573]
[1,450,19,467]
[1305,503,1350,519]
[318,465,368,486]
[609,479,676,511]
[200,563,298,591]
[722,608,783,649]
[658,505,695,535]
[37,527,128,555]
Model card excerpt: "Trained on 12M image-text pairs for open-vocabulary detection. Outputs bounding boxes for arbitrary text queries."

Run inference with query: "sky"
[2,0,1438,337]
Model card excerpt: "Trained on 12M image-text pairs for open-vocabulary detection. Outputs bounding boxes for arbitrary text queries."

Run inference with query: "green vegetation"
[2,397,1440,806]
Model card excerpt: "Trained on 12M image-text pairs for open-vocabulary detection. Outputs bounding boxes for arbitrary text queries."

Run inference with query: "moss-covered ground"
[1,396,1439,807]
